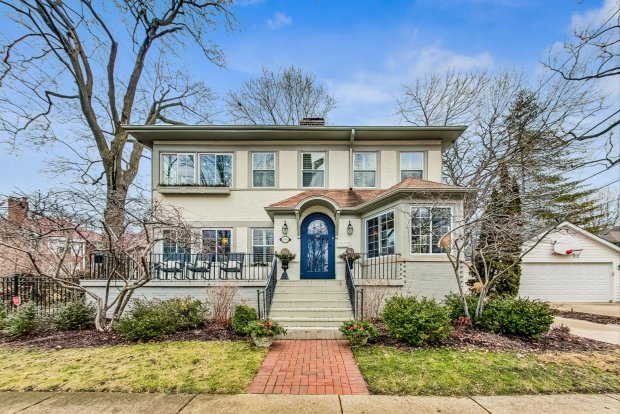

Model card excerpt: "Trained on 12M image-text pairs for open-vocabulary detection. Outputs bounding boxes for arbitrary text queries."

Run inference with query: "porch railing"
[344,258,363,320]
[86,253,273,281]
[0,274,82,314]
[348,253,402,280]
[257,257,278,318]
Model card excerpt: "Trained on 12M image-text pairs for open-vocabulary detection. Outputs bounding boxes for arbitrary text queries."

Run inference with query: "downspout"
[349,128,355,190]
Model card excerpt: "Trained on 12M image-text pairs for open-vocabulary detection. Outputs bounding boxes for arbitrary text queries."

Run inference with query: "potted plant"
[339,320,378,347]
[247,318,287,347]
[276,249,296,280]
[338,249,361,268]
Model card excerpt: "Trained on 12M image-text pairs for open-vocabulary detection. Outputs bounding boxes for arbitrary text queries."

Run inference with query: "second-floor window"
[353,152,377,188]
[200,153,233,187]
[400,152,424,180]
[252,152,275,188]
[302,152,325,187]
[161,153,195,185]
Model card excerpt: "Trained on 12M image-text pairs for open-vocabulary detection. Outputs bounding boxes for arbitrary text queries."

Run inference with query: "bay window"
[301,152,325,187]
[252,152,276,188]
[410,207,451,253]
[400,152,424,180]
[353,152,377,188]
[366,211,395,258]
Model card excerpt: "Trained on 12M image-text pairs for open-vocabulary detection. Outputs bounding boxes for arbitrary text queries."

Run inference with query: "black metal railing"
[257,257,278,318]
[0,274,82,314]
[347,253,402,280]
[345,259,364,320]
[87,253,274,281]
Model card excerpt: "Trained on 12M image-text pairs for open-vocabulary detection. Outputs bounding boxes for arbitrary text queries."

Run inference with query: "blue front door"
[300,213,335,279]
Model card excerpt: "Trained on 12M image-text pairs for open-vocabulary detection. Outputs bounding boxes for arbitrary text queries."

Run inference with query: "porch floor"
[247,340,369,395]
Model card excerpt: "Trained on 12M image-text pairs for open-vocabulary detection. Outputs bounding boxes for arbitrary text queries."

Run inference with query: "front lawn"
[0,341,267,394]
[354,346,620,396]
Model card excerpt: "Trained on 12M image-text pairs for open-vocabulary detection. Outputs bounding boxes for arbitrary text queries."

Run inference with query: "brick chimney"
[299,117,325,126]
[7,197,28,226]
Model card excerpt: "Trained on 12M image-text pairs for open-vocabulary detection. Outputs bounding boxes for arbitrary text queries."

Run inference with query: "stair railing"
[345,258,364,320]
[257,257,278,319]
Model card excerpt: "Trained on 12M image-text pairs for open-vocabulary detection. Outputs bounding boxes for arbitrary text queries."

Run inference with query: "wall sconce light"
[282,221,289,235]
[347,221,354,235]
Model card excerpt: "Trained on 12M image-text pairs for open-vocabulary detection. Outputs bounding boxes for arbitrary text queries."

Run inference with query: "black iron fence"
[257,258,278,318]
[345,259,364,320]
[87,253,274,281]
[0,274,82,314]
[347,253,402,280]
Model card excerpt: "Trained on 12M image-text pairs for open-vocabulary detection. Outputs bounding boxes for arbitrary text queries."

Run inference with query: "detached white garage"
[521,222,620,303]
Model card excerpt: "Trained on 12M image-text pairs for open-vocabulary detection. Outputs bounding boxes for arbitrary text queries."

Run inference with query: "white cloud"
[570,0,618,31]
[267,12,292,30]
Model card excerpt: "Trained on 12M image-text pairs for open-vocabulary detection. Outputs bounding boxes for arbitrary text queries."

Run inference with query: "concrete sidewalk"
[1,392,619,414]
[554,316,620,345]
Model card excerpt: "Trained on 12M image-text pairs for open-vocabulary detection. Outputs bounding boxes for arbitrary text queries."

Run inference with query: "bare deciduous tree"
[0,1,235,240]
[0,189,194,331]
[226,65,336,125]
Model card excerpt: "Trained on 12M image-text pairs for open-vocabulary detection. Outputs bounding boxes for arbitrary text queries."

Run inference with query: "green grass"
[0,341,267,394]
[354,346,620,396]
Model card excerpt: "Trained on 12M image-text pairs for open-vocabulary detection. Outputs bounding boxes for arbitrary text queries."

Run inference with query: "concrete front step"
[272,316,351,328]
[272,292,349,300]
[277,280,344,286]
[270,308,353,318]
[270,299,351,308]
[274,286,349,294]
[279,327,344,340]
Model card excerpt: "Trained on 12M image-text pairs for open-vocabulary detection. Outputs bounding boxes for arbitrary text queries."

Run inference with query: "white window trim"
[353,151,378,189]
[198,152,235,188]
[200,228,233,254]
[161,228,192,255]
[300,151,327,188]
[364,209,395,257]
[251,228,275,263]
[160,152,197,186]
[251,152,277,188]
[398,151,426,181]
[409,205,453,255]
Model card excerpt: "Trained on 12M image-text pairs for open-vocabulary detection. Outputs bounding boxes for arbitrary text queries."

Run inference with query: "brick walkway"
[248,340,369,395]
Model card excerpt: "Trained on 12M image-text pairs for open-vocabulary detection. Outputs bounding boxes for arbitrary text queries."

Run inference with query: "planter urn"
[280,259,289,280]
[347,335,369,348]
[252,334,274,348]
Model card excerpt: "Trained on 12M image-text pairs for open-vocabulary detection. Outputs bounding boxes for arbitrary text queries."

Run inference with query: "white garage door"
[520,263,613,302]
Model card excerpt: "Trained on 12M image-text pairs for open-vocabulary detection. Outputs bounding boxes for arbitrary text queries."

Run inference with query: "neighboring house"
[86,120,470,338]
[0,197,100,278]
[521,222,620,303]
[598,225,620,247]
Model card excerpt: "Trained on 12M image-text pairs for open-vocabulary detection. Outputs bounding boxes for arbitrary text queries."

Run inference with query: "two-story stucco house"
[90,119,469,338]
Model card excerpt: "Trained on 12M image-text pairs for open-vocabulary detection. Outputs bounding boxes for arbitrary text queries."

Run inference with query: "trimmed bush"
[477,297,556,340]
[231,305,258,335]
[382,296,452,346]
[113,297,207,341]
[3,303,38,338]
[53,299,96,331]
[444,293,479,323]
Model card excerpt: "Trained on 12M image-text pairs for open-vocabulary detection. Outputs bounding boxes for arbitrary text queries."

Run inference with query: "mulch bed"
[369,320,615,353]
[558,310,620,325]
[0,323,246,350]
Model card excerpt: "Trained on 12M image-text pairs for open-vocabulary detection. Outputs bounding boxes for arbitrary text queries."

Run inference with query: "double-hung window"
[202,229,232,256]
[410,207,451,254]
[199,153,233,187]
[353,152,377,188]
[252,229,274,264]
[161,153,195,185]
[162,229,191,262]
[252,152,275,188]
[366,211,395,258]
[400,152,424,180]
[301,152,325,187]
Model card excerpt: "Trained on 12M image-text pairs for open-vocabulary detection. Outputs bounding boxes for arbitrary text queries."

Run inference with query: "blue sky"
[0,0,617,195]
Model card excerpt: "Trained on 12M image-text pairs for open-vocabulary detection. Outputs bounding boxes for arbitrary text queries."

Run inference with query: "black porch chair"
[186,253,215,279]
[153,260,183,279]
[219,253,245,279]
